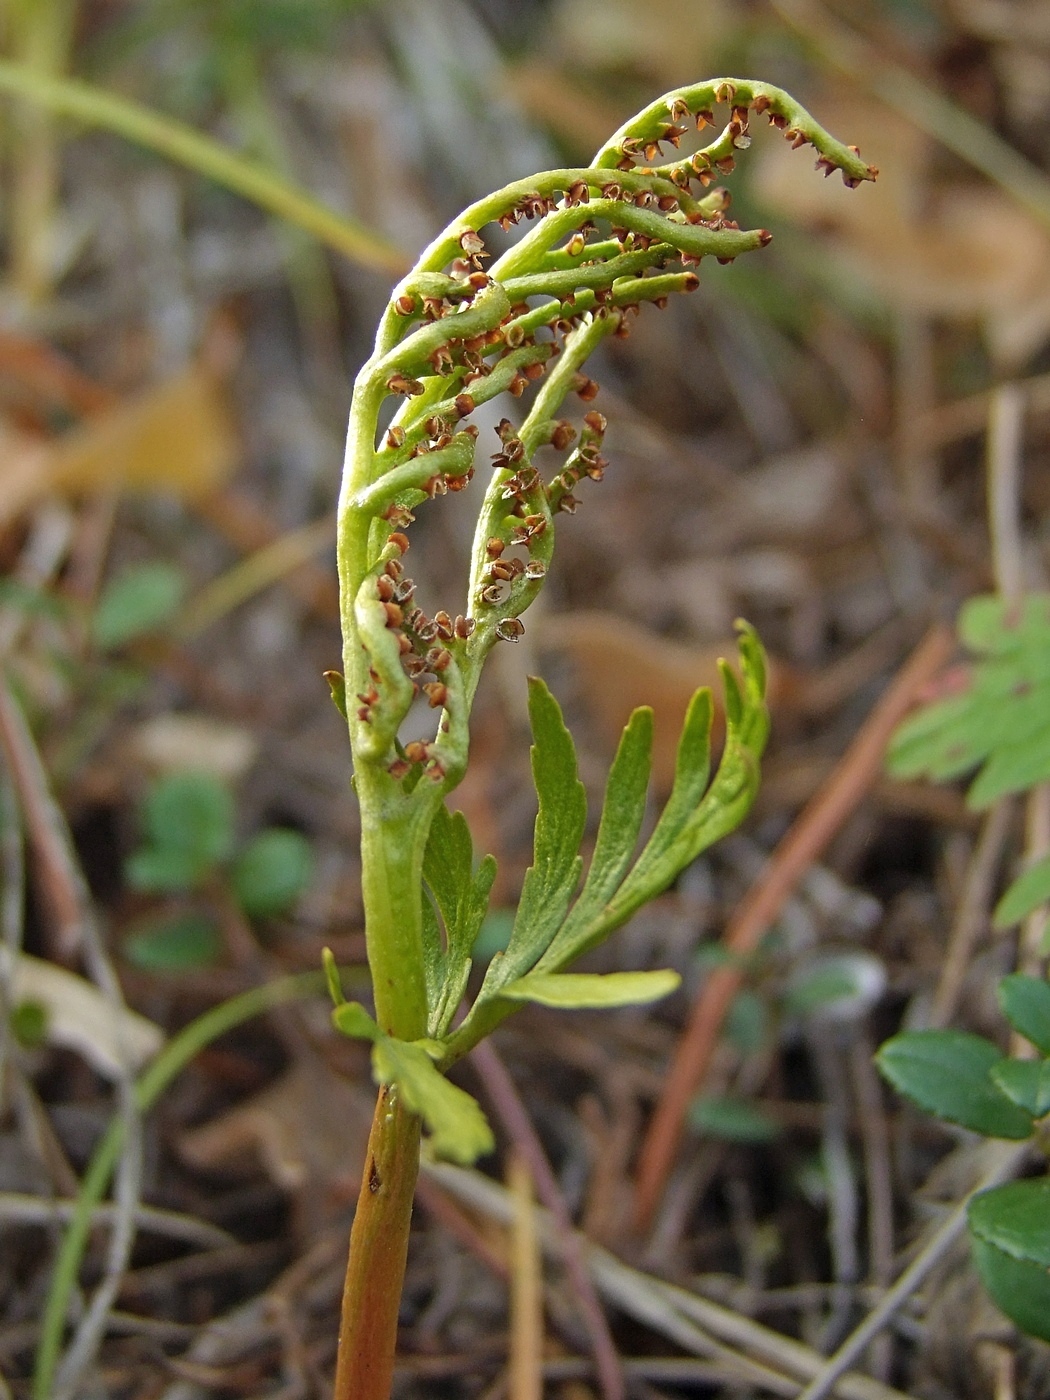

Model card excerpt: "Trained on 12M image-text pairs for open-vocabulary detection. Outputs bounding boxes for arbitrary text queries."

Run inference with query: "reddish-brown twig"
[631,623,956,1232]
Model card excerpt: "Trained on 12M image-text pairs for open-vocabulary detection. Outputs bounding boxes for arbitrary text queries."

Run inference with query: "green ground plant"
[879,592,1050,1343]
[328,79,874,1399]
[124,769,314,969]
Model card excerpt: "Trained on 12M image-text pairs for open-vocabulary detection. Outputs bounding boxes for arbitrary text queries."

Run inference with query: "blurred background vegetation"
[4,1,1050,1396]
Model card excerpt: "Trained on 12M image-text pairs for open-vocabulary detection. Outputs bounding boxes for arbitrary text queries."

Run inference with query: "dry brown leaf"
[0,362,239,528]
[177,1058,374,1198]
[538,610,794,792]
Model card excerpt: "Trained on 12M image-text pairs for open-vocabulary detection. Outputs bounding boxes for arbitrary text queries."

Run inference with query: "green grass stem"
[0,59,407,276]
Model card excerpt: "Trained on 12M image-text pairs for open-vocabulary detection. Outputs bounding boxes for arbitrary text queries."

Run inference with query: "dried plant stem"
[428,1161,911,1400]
[632,624,956,1230]
[793,1141,1031,1400]
[473,1039,625,1400]
[987,383,1026,610]
[33,971,328,1400]
[928,798,1014,1028]
[333,1089,421,1400]
[508,1151,543,1400]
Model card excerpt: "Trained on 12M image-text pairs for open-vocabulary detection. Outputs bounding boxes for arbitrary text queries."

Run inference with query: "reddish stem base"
[333,1087,421,1400]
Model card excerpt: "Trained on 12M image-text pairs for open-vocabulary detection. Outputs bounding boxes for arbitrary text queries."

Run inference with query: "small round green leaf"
[875,1030,1034,1139]
[125,846,204,894]
[92,562,186,650]
[998,975,1050,1055]
[135,772,235,887]
[970,1180,1050,1342]
[689,1094,780,1144]
[970,1178,1050,1268]
[991,1059,1050,1118]
[124,913,223,971]
[232,828,314,917]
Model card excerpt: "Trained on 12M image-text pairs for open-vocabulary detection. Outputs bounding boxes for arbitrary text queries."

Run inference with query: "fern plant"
[880,592,1050,1343]
[325,79,874,1398]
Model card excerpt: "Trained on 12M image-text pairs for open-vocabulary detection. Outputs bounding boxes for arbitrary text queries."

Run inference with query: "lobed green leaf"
[478,677,586,994]
[371,1038,494,1165]
[423,803,497,1035]
[535,705,654,971]
[888,592,1050,808]
[498,969,680,1010]
[330,998,494,1164]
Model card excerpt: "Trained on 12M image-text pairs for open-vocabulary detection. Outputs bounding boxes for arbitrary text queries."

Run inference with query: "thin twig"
[633,624,956,1230]
[929,799,1014,1028]
[0,768,24,1111]
[414,1173,509,1280]
[0,58,406,274]
[793,1140,1031,1400]
[987,385,1026,608]
[848,1031,895,1380]
[426,1161,912,1400]
[471,1039,625,1400]
[507,1151,543,1400]
[0,675,145,1400]
[808,1032,860,1352]
[175,513,336,640]
[1018,784,1050,980]
[0,1194,233,1249]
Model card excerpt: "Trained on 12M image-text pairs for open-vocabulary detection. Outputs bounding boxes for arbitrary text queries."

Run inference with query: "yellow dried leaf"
[0,363,239,528]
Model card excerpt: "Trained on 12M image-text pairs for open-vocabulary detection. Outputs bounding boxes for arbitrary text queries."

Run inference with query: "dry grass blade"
[0,1194,233,1249]
[0,679,145,1400]
[508,1151,543,1400]
[793,1142,1031,1400]
[425,1161,913,1400]
[472,1040,625,1400]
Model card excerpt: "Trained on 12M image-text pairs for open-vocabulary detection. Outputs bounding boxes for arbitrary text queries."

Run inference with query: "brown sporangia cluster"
[339,81,876,784]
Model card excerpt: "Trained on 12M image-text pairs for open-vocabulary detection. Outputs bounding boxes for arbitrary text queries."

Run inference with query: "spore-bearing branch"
[337,77,875,801]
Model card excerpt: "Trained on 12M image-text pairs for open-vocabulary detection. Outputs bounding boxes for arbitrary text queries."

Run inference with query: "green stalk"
[0,58,406,275]
[355,767,432,1041]
[33,970,333,1400]
[333,1088,421,1400]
